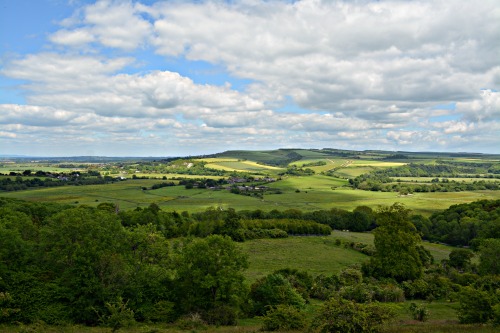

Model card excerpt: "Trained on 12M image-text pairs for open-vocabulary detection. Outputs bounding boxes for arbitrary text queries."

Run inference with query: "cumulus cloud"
[1,0,499,155]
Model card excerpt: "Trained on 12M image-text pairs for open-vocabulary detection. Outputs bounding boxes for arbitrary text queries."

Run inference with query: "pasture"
[239,235,369,281]
[2,175,500,215]
[240,232,454,282]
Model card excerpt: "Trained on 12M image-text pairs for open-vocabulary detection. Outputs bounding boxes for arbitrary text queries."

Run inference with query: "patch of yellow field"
[241,160,283,170]
[350,161,407,167]
[197,158,240,163]
[205,160,284,172]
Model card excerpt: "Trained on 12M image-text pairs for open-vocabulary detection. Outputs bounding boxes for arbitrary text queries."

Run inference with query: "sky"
[0,0,499,157]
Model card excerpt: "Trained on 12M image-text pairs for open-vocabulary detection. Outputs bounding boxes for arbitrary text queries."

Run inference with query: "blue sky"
[1,0,499,156]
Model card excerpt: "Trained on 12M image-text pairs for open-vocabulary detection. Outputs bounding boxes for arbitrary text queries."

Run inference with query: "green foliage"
[174,235,249,315]
[310,296,395,333]
[310,274,340,300]
[371,283,405,303]
[493,303,500,326]
[249,273,306,316]
[261,304,309,331]
[448,248,474,271]
[339,267,363,286]
[40,208,130,324]
[409,302,430,321]
[429,199,500,247]
[458,286,494,323]
[202,304,238,326]
[479,238,500,275]
[0,291,19,321]
[339,284,374,303]
[175,313,207,330]
[368,203,424,282]
[98,297,136,332]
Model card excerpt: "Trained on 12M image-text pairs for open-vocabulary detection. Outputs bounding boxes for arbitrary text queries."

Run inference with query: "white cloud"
[1,0,499,155]
[456,89,500,122]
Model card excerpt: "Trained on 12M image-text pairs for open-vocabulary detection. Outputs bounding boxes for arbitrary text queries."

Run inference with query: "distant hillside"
[211,148,500,167]
[211,148,364,166]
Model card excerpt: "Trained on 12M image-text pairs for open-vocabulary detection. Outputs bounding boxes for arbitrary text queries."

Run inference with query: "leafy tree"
[367,203,424,282]
[478,238,500,275]
[174,235,248,315]
[457,286,494,323]
[448,248,474,271]
[39,208,130,324]
[249,273,306,315]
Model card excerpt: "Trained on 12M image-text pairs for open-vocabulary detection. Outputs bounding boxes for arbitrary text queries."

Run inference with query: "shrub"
[145,300,176,323]
[310,296,395,333]
[310,274,339,300]
[409,302,429,322]
[401,279,430,299]
[339,284,373,303]
[261,305,309,331]
[202,304,237,326]
[99,297,136,332]
[372,283,405,303]
[493,303,500,326]
[176,313,207,330]
[339,267,363,286]
[249,273,305,316]
[457,286,493,323]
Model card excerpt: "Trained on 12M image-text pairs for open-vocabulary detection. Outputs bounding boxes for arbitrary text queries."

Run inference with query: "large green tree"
[478,238,500,275]
[174,235,249,314]
[40,208,130,324]
[367,203,424,282]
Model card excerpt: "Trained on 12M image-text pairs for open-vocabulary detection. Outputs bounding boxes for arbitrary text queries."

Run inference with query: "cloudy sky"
[1,0,499,157]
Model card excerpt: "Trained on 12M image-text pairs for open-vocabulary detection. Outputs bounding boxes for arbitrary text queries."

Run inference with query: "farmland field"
[3,177,499,215]
[204,160,284,172]
[239,235,369,281]
[240,232,454,282]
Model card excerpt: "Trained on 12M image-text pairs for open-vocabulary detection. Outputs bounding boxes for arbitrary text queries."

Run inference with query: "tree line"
[348,162,500,193]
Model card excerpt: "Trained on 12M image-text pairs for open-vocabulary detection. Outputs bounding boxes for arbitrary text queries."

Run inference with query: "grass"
[2,175,499,215]
[238,232,454,283]
[239,235,369,282]
[331,231,453,262]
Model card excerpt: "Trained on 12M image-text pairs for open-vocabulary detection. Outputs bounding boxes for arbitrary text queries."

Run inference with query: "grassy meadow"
[2,175,499,214]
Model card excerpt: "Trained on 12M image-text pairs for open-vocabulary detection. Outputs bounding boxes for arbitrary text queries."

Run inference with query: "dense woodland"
[1,197,500,331]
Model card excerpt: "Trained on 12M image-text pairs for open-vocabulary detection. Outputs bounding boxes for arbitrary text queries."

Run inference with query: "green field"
[240,232,453,282]
[239,235,368,282]
[2,176,499,215]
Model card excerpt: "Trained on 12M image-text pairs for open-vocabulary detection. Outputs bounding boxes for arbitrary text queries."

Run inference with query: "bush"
[493,303,500,326]
[99,297,136,332]
[176,313,207,330]
[144,300,176,323]
[339,267,363,286]
[339,284,373,303]
[372,283,405,303]
[458,286,493,323]
[401,279,430,300]
[202,304,237,326]
[249,273,305,316]
[261,305,309,331]
[409,302,429,322]
[310,274,340,300]
[310,296,395,333]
